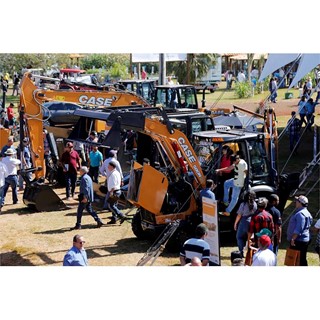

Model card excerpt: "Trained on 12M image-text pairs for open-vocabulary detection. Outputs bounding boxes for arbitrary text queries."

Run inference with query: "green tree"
[167,53,216,84]
[82,54,130,70]
[109,62,129,80]
[0,53,70,76]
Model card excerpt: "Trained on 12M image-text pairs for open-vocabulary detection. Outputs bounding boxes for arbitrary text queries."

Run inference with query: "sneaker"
[97,221,104,228]
[107,219,117,225]
[119,215,128,224]
[218,211,230,217]
[66,197,72,201]
[72,224,81,230]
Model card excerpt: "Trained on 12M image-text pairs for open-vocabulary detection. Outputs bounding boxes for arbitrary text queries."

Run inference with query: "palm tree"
[167,53,216,84]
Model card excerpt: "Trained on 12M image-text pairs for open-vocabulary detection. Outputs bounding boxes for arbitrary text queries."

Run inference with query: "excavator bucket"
[23,184,68,212]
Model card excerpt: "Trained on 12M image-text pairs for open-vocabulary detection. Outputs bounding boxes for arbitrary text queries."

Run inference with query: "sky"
[2,1,320,319]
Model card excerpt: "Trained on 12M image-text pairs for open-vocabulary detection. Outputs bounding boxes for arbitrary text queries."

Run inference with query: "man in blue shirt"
[63,234,88,266]
[73,166,103,230]
[287,195,313,266]
[200,179,216,202]
[88,145,103,183]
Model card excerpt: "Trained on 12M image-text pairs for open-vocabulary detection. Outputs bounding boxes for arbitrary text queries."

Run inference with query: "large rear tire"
[131,210,154,240]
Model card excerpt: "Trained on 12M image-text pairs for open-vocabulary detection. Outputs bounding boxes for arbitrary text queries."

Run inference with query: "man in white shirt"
[99,149,123,181]
[237,71,246,83]
[251,235,277,266]
[0,154,9,212]
[216,154,248,216]
[1,148,21,206]
[105,160,127,224]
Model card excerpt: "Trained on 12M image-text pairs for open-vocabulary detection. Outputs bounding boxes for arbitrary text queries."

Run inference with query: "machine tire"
[131,210,153,240]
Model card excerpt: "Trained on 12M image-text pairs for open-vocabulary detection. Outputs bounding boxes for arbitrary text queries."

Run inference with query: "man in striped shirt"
[180,223,210,266]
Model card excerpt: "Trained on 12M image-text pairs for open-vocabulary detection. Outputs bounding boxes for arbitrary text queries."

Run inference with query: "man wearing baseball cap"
[287,195,313,266]
[256,228,273,251]
[60,142,81,201]
[251,235,277,266]
[247,197,274,249]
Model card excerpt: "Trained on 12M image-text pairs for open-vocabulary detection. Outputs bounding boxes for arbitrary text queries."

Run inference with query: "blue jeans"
[270,90,277,102]
[0,185,4,207]
[223,178,242,213]
[236,216,251,253]
[89,166,99,183]
[76,201,101,226]
[65,172,77,198]
[105,190,124,219]
[2,175,18,205]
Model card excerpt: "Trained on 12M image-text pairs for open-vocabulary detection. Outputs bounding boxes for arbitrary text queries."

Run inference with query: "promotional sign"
[202,197,220,265]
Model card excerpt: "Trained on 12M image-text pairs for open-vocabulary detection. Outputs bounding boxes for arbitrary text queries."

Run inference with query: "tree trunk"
[247,53,254,83]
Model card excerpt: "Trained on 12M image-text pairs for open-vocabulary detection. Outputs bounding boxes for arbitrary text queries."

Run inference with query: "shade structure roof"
[213,111,264,128]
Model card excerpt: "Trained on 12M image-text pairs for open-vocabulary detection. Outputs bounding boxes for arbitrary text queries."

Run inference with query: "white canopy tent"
[289,54,320,88]
[258,53,300,82]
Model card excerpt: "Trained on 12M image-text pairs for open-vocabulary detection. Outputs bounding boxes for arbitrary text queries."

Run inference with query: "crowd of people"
[177,145,319,267]
[1,72,320,267]
[0,127,129,226]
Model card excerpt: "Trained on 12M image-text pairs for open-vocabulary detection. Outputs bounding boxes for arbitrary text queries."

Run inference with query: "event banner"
[202,197,220,265]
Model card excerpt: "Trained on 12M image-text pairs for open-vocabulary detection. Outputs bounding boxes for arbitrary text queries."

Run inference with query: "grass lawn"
[199,79,300,104]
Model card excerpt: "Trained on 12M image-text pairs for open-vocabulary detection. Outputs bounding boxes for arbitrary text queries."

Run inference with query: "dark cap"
[66,142,73,148]
[108,149,117,157]
[90,131,98,136]
[256,228,272,238]
[195,223,209,238]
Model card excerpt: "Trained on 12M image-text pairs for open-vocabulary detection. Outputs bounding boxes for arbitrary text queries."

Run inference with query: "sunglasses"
[78,241,86,244]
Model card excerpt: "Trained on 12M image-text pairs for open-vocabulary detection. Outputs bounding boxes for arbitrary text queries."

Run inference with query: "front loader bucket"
[23,184,68,212]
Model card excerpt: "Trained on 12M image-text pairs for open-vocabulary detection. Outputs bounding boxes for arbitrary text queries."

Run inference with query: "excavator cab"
[154,85,199,112]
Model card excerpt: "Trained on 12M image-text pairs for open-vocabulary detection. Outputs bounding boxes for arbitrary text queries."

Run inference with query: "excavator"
[67,107,207,247]
[18,72,150,211]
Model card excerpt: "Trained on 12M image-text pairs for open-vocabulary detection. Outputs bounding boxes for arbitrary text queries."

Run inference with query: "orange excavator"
[18,72,149,211]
